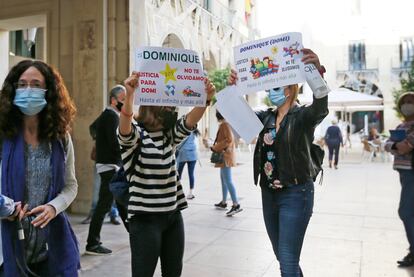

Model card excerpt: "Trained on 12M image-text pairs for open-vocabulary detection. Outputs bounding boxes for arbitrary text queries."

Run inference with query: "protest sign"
[216,86,264,144]
[234,32,305,94]
[134,47,206,107]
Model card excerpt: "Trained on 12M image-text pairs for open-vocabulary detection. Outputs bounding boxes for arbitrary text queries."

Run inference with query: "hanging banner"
[234,32,305,94]
[134,46,206,107]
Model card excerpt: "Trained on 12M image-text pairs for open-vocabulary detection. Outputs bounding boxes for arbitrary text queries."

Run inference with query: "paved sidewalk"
[72,144,414,277]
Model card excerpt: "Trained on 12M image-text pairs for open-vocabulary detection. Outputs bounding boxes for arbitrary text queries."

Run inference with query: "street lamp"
[22,28,37,52]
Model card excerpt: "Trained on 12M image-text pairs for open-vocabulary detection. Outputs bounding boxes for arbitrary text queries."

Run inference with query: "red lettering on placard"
[141,87,156,93]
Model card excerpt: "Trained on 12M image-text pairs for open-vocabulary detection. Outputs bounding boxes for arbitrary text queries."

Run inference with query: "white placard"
[134,47,206,107]
[234,32,305,94]
[216,86,264,144]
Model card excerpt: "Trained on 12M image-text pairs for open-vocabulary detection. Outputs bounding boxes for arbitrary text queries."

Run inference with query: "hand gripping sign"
[234,32,306,94]
[134,47,206,107]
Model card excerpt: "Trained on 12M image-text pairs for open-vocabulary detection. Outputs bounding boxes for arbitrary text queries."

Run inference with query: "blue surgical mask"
[13,88,47,116]
[267,87,287,107]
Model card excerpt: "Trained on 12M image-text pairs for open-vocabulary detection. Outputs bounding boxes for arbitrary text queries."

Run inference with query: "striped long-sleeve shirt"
[118,116,191,217]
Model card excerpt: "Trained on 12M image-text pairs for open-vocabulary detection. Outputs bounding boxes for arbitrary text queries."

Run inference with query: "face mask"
[13,88,47,116]
[267,87,287,107]
[401,103,414,117]
[116,101,124,112]
[161,110,178,130]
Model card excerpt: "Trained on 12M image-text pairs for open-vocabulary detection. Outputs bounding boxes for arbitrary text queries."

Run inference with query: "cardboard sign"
[216,86,264,144]
[234,32,305,94]
[134,47,206,107]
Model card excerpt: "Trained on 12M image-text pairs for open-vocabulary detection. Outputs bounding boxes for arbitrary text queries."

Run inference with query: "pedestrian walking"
[85,85,128,255]
[211,111,243,216]
[176,129,200,200]
[325,119,343,169]
[345,122,352,148]
[119,71,215,277]
[0,60,80,276]
[385,91,414,267]
[228,48,328,277]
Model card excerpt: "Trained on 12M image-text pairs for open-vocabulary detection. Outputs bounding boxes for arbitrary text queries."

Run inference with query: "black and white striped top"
[118,117,191,217]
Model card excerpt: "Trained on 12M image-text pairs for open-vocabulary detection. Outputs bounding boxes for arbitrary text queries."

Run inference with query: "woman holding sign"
[384,92,414,267]
[229,48,328,277]
[119,71,215,277]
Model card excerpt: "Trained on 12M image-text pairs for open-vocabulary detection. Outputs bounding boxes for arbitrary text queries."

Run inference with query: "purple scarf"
[1,133,80,276]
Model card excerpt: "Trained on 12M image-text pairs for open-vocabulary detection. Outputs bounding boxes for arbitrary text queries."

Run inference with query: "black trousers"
[327,143,340,165]
[86,169,128,247]
[129,211,184,277]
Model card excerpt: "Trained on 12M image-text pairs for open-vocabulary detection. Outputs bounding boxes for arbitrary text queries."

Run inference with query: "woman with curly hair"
[0,60,80,276]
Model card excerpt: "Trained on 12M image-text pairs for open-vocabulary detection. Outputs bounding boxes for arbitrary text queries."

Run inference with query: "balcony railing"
[390,58,413,79]
[336,68,379,83]
[336,58,379,82]
[171,0,250,37]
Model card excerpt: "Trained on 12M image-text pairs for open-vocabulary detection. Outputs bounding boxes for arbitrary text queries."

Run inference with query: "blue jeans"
[261,182,314,277]
[177,160,196,189]
[220,166,238,203]
[398,169,414,253]
[91,168,118,218]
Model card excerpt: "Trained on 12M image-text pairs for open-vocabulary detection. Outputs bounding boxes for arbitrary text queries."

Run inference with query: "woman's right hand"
[7,202,28,221]
[124,71,140,98]
[228,69,238,86]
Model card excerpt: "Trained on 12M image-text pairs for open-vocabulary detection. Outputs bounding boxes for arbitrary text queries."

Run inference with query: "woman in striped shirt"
[119,71,215,277]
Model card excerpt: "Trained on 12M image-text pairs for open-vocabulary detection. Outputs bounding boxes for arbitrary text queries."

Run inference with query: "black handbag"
[210,151,224,163]
[210,129,225,164]
[109,167,130,207]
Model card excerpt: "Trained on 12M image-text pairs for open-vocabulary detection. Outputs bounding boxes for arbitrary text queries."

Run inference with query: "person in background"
[324,119,343,169]
[119,72,215,277]
[368,127,381,143]
[176,129,200,200]
[385,91,414,267]
[345,122,352,148]
[228,48,328,277]
[81,127,121,226]
[81,169,121,225]
[211,111,243,216]
[85,85,128,256]
[0,60,79,276]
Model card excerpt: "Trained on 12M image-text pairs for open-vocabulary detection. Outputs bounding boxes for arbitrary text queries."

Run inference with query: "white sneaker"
[186,194,195,200]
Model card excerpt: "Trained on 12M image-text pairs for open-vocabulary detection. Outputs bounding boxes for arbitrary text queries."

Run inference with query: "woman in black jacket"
[228,48,328,277]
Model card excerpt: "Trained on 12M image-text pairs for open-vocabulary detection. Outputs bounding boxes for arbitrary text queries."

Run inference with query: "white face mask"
[401,103,414,117]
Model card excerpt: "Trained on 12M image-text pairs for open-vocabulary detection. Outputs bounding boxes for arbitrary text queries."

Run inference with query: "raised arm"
[120,71,140,136]
[184,78,216,129]
[301,48,329,126]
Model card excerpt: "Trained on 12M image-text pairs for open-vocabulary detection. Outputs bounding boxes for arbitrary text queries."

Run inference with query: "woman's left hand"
[28,204,57,228]
[396,140,413,155]
[204,78,216,102]
[301,48,322,72]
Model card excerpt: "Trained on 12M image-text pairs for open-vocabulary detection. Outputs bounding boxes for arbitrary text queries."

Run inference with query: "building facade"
[303,0,413,132]
[0,0,257,213]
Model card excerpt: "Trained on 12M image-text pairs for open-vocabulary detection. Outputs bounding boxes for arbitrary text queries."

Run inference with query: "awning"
[298,85,383,110]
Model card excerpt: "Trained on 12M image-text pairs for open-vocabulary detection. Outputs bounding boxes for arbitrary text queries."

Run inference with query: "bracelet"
[121,108,133,117]
[318,65,326,76]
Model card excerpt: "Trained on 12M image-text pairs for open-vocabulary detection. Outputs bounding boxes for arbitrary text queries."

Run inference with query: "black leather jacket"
[253,96,328,187]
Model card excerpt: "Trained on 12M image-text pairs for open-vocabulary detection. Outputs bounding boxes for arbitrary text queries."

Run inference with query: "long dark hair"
[0,60,76,140]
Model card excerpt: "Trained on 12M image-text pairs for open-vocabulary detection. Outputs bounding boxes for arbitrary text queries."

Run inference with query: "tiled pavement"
[71,143,414,277]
